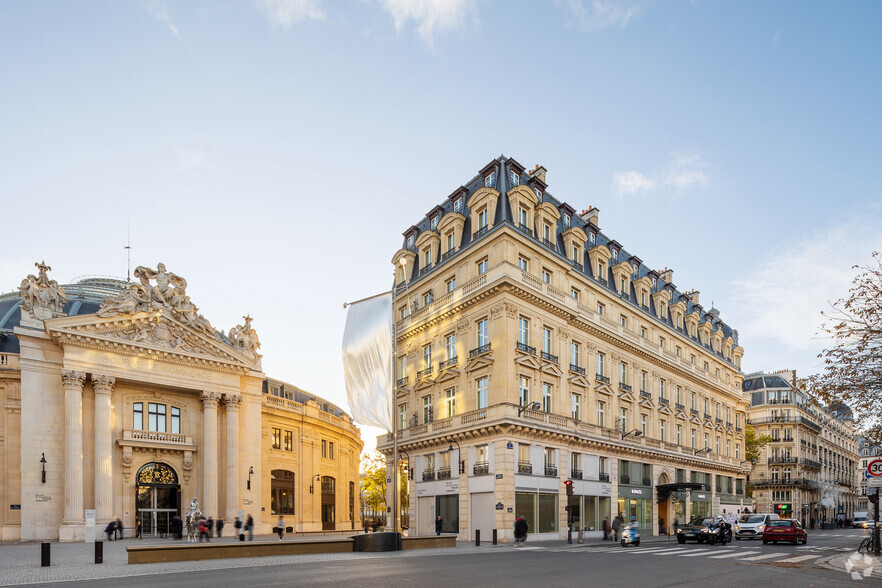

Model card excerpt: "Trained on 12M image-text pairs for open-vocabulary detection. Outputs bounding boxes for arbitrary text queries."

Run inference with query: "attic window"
[563,214,570,227]
[533,187,543,200]
[407,235,415,249]
[431,216,439,230]
[484,171,496,188]
[611,250,618,263]
[454,198,463,213]
[509,170,520,186]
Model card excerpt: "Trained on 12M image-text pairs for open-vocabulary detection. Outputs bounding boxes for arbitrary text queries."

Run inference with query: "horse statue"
[185,497,203,543]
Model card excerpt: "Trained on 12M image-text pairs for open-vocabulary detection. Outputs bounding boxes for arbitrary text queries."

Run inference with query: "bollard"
[475,529,480,546]
[492,529,497,545]
[95,541,103,564]
[41,542,50,567]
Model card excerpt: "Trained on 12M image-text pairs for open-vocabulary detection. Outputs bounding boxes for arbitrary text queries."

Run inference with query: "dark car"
[677,517,715,544]
[762,519,807,545]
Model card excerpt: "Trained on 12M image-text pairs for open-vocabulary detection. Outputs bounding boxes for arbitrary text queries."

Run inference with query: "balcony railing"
[571,260,584,272]
[570,469,583,480]
[735,426,742,432]
[545,465,558,477]
[569,364,585,375]
[441,249,456,261]
[517,222,533,236]
[396,376,409,387]
[800,458,821,469]
[690,409,699,416]
[473,462,490,476]
[715,418,723,425]
[516,342,536,355]
[599,473,610,482]
[621,475,631,484]
[596,374,610,384]
[543,238,557,251]
[752,478,812,488]
[122,429,194,446]
[469,343,491,357]
[439,357,458,370]
[437,467,452,480]
[540,351,558,363]
[619,383,632,393]
[518,461,533,475]
[419,264,433,276]
[676,403,685,411]
[725,422,732,429]
[417,367,434,378]
[474,225,489,238]
[640,391,652,400]
[659,397,669,406]
[643,477,652,486]
[704,414,712,420]
[422,470,436,481]
[768,456,798,464]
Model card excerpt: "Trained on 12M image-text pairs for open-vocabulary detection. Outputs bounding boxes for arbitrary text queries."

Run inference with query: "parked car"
[677,517,715,544]
[734,513,780,540]
[762,519,807,545]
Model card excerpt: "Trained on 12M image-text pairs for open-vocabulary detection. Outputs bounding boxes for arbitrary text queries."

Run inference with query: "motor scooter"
[707,523,732,545]
[620,522,640,547]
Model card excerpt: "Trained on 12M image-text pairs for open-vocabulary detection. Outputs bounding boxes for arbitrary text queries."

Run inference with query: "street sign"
[867,459,882,477]
[868,476,882,487]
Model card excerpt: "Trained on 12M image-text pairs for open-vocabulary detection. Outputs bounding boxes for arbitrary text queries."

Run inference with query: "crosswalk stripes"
[782,555,826,563]
[743,553,785,561]
[707,550,761,559]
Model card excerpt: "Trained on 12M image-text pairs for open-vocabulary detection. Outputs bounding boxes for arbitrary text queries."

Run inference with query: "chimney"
[689,290,700,305]
[529,165,547,184]
[579,206,599,227]
[659,267,673,283]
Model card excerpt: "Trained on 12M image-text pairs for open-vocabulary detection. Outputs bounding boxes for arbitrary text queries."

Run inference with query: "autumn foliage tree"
[360,451,408,525]
[810,251,882,442]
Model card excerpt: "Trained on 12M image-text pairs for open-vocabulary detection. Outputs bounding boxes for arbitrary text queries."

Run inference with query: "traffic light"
[565,480,574,496]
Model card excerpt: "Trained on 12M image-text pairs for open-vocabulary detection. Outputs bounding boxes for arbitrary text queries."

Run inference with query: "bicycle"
[858,535,874,554]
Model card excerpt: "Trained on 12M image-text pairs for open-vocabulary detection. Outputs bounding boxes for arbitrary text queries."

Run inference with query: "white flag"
[342,292,393,431]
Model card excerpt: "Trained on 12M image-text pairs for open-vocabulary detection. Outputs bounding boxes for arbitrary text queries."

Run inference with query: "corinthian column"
[61,369,86,525]
[201,391,219,518]
[92,374,116,524]
[224,394,242,521]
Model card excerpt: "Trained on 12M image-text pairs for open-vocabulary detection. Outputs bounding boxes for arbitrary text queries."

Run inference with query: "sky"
[2,0,881,452]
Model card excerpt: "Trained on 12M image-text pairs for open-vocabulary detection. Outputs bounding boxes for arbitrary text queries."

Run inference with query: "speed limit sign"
[868,459,882,477]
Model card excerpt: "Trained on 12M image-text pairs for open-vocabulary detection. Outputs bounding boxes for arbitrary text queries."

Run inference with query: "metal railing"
[596,374,610,384]
[396,376,409,387]
[439,357,458,370]
[570,469,583,480]
[621,475,631,484]
[569,364,586,375]
[469,343,491,357]
[599,473,610,482]
[518,461,533,475]
[542,238,557,251]
[676,403,685,411]
[540,351,558,363]
[441,249,456,261]
[768,456,798,464]
[474,225,489,238]
[640,391,652,400]
[545,465,558,477]
[473,462,490,476]
[419,264,433,276]
[516,342,536,355]
[422,470,436,481]
[659,397,669,405]
[437,467,452,480]
[417,367,434,378]
[690,409,699,416]
[619,383,632,392]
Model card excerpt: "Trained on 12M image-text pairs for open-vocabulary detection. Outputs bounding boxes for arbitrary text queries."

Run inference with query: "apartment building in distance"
[378,156,750,542]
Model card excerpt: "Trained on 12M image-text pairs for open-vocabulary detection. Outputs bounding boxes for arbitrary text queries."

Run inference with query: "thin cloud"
[612,171,655,195]
[375,0,478,47]
[612,151,710,196]
[254,0,326,29]
[559,0,646,31]
[174,146,216,173]
[147,0,180,37]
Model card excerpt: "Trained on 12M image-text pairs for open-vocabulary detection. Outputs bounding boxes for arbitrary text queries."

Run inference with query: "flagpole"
[392,258,408,538]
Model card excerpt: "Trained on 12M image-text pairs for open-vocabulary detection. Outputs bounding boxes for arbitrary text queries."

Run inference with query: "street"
[5,529,877,587]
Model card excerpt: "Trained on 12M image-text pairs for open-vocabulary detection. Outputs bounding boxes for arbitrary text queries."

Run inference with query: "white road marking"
[677,551,717,557]
[707,550,761,559]
[743,553,786,561]
[777,555,824,563]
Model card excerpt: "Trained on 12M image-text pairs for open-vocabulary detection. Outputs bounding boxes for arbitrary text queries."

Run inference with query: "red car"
[762,519,808,545]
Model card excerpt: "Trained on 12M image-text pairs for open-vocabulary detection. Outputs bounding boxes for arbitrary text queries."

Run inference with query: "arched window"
[271,470,295,515]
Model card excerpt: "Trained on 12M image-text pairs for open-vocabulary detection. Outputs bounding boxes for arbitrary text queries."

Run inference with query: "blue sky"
[2,1,880,448]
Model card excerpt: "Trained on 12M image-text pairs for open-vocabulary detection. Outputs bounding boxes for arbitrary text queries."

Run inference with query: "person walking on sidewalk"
[234,517,243,541]
[513,515,528,547]
[603,517,611,540]
[612,515,622,542]
[216,518,224,538]
[277,516,285,541]
[246,514,254,541]
[435,515,443,536]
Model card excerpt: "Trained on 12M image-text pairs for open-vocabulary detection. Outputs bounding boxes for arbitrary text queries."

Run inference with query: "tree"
[744,425,772,465]
[810,252,882,442]
[359,451,409,524]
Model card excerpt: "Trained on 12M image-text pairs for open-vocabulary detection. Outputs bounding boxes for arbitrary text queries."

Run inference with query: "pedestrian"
[115,518,124,540]
[435,515,443,536]
[234,517,244,541]
[206,516,214,538]
[659,517,665,536]
[611,515,622,542]
[603,517,611,540]
[513,515,528,546]
[104,520,116,541]
[246,514,254,541]
[277,516,285,541]
[673,517,679,535]
[172,516,183,540]
[216,518,224,538]
[198,518,208,542]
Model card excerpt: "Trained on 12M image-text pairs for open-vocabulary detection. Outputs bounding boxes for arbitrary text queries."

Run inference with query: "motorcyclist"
[714,517,731,544]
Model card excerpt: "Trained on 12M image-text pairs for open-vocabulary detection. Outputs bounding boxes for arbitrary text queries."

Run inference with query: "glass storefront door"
[135,462,180,537]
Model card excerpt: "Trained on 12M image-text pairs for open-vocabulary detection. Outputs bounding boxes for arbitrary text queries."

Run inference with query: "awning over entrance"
[656,482,708,500]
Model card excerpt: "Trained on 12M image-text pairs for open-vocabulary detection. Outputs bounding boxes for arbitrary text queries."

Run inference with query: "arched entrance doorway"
[321,476,336,530]
[657,472,670,535]
[136,462,180,537]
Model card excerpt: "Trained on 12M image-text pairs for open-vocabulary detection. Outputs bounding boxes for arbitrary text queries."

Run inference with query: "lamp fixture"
[518,401,542,417]
[309,474,321,494]
[40,453,47,484]
[447,439,465,474]
[622,429,642,440]
[247,466,254,491]
[694,447,713,456]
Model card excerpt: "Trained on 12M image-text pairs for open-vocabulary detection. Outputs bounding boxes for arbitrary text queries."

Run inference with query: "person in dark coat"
[104,520,116,541]
[611,515,622,541]
[206,516,214,538]
[602,517,611,540]
[246,514,254,541]
[513,516,528,546]
[216,518,224,538]
[234,517,244,541]
[435,515,443,536]
[115,518,124,540]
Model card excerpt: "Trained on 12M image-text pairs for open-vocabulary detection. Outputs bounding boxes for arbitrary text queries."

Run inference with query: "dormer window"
[509,170,520,186]
[597,262,605,281]
[445,232,455,252]
[542,223,552,241]
[563,214,570,227]
[518,206,528,228]
[454,197,463,213]
[534,187,543,200]
[407,235,415,249]
[588,233,595,248]
[431,216,439,230]
[478,209,488,229]
[484,171,496,188]
[423,247,433,267]
[611,249,618,263]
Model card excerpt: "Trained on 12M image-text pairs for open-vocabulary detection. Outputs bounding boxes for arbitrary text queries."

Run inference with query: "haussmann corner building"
[378,156,751,542]
[0,262,362,541]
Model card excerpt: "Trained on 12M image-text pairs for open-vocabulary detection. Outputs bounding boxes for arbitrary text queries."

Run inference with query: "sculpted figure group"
[18,261,68,318]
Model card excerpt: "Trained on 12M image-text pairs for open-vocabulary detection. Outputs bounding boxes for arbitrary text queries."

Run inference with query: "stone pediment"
[676,410,687,420]
[45,309,258,371]
[595,383,614,396]
[540,362,564,377]
[413,376,435,391]
[618,391,636,403]
[568,374,592,389]
[465,355,494,372]
[690,415,702,425]
[514,354,542,369]
[435,368,460,383]
[658,404,672,416]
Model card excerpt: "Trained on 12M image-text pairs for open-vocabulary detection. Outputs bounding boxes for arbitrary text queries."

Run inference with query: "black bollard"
[492,529,497,545]
[475,529,480,546]
[95,541,103,564]
[41,542,50,567]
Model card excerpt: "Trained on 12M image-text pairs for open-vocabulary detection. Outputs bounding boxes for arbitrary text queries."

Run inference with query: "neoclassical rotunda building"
[0,261,362,541]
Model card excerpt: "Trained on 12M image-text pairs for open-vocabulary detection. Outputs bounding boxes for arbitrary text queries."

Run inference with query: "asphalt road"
[14,529,872,588]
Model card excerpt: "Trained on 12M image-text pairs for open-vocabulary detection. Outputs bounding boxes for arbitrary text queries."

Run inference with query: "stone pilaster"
[61,369,86,526]
[92,374,115,524]
[201,391,219,518]
[224,394,242,521]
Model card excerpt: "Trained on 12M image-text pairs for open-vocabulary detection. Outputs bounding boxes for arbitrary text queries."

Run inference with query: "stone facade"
[378,157,751,542]
[0,263,362,541]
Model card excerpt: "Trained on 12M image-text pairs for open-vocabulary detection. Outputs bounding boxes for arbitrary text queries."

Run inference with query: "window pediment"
[467,187,500,235]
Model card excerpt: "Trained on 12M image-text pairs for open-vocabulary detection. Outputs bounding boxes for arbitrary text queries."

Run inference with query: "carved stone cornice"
[201,391,219,408]
[61,369,86,390]
[91,374,116,395]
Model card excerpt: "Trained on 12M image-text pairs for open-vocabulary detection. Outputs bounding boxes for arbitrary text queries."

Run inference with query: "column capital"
[224,394,242,410]
[91,374,116,395]
[61,369,86,389]
[201,391,219,408]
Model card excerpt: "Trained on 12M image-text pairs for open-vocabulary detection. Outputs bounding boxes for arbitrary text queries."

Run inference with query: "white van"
[734,513,780,540]
[853,512,873,529]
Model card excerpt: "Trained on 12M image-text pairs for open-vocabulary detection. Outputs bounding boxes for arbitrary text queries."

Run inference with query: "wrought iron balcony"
[659,397,669,405]
[571,260,584,272]
[517,222,533,236]
[540,351,558,363]
[620,475,631,484]
[642,477,651,487]
[474,225,489,238]
[704,413,712,420]
[715,418,723,424]
[422,470,436,481]
[419,264,433,276]
[599,473,610,482]
[439,357,458,370]
[570,469,583,480]
[676,403,685,411]
[735,426,742,432]
[417,367,434,378]
[441,249,456,261]
[516,342,536,355]
[618,382,632,392]
[800,458,821,469]
[569,364,585,375]
[690,409,699,416]
[725,421,732,428]
[469,343,491,357]
[396,376,410,387]
[768,456,798,464]
[545,465,558,477]
[596,374,610,384]
[473,462,490,476]
[437,467,452,480]
[542,238,557,251]
[640,391,652,400]
[517,461,533,475]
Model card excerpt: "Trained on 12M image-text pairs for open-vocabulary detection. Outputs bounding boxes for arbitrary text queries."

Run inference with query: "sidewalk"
[819,551,882,580]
